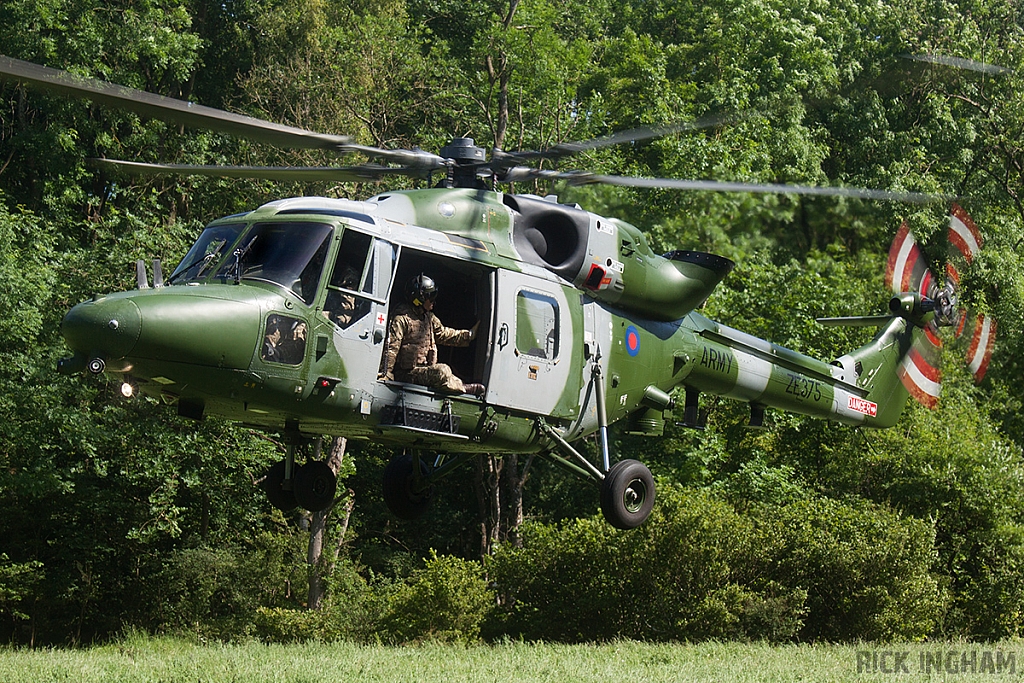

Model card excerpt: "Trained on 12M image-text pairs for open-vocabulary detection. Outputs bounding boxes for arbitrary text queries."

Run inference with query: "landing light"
[120,382,135,398]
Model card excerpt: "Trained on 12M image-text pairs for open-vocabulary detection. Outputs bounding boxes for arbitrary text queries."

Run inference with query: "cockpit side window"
[262,314,307,365]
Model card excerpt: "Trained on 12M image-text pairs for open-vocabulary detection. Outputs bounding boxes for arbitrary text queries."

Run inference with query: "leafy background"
[0,0,1022,644]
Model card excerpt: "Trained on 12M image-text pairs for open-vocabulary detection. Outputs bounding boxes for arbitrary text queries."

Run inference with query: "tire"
[293,460,338,512]
[263,460,297,512]
[600,459,655,529]
[382,454,433,520]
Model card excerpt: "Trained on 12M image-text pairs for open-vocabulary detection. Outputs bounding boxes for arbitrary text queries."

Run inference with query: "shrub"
[251,560,373,642]
[488,486,941,642]
[151,546,262,639]
[760,497,943,641]
[252,606,345,642]
[377,551,493,644]
[488,486,806,642]
[149,533,305,640]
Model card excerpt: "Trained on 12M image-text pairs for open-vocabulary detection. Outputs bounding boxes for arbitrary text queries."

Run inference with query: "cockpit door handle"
[498,322,509,350]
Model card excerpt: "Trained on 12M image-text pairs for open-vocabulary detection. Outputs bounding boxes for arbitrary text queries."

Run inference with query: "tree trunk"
[475,454,502,557]
[306,436,348,611]
[330,492,356,574]
[475,453,531,556]
[500,453,529,547]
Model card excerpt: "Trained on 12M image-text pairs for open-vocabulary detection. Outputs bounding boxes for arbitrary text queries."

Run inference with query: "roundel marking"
[625,325,641,357]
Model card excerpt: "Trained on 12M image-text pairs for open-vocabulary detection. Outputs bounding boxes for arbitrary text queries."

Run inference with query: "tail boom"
[676,315,914,429]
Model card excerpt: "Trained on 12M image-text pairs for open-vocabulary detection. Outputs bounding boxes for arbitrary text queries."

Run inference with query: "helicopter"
[0,55,996,529]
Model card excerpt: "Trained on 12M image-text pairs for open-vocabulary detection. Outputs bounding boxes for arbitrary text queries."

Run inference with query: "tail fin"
[827,310,920,428]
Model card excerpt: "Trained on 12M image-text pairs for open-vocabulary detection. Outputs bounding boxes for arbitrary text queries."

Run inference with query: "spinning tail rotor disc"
[884,204,997,408]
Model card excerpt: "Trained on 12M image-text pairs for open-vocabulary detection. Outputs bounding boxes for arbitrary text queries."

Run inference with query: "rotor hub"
[935,287,958,326]
[440,137,486,165]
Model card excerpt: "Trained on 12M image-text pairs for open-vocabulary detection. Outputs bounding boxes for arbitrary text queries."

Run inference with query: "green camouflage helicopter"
[0,56,996,529]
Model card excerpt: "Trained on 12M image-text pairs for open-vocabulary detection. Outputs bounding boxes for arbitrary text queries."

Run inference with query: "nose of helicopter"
[60,289,262,374]
[61,296,143,371]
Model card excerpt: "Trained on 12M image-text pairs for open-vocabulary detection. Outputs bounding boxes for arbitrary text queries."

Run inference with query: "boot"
[463,383,486,397]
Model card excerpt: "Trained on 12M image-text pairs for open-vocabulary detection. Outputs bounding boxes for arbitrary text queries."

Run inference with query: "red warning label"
[848,396,878,417]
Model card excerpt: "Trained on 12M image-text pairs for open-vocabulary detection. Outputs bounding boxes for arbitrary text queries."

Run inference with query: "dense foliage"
[489,487,941,642]
[0,0,1022,645]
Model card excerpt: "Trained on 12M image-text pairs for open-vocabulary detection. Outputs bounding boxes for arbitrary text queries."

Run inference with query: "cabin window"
[515,290,558,360]
[323,229,396,330]
[217,222,333,304]
[262,314,307,365]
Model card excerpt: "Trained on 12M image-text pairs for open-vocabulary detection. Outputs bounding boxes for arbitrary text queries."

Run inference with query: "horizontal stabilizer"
[816,315,894,328]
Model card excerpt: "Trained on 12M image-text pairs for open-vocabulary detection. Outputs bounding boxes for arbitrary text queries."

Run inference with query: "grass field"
[1,638,1021,682]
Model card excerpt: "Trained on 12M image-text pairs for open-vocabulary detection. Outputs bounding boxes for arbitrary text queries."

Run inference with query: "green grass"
[0,638,1021,682]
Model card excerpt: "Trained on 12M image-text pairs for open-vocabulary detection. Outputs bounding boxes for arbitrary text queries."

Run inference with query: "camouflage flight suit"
[382,303,474,392]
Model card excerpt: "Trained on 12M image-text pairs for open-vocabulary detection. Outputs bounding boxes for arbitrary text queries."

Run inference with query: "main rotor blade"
[93,158,400,182]
[339,144,447,172]
[501,167,948,203]
[0,55,353,151]
[584,174,947,203]
[502,112,744,165]
[903,53,1012,76]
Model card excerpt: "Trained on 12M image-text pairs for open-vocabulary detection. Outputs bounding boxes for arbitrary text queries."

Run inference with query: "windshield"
[217,222,333,304]
[169,223,245,284]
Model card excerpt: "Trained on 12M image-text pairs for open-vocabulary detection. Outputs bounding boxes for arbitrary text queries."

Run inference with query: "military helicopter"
[0,55,996,529]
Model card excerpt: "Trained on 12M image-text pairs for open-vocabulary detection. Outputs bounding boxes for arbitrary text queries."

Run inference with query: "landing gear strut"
[262,460,297,511]
[534,350,659,529]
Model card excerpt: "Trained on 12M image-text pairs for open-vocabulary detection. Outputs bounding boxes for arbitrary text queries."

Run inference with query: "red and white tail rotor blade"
[945,205,997,384]
[885,205,997,408]
[946,203,984,289]
[965,314,997,384]
[885,221,936,297]
[898,326,943,409]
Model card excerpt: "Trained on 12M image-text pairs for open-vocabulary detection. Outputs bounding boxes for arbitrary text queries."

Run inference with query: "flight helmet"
[407,274,438,307]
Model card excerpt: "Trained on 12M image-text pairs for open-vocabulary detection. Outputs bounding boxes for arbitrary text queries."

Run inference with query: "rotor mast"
[439,137,488,188]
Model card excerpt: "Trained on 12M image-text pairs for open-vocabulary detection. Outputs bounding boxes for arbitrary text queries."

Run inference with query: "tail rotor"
[883,204,997,408]
[946,204,997,384]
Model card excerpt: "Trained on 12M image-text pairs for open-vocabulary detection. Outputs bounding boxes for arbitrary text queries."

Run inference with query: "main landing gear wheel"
[293,460,338,512]
[382,453,434,520]
[600,459,655,530]
[262,460,297,512]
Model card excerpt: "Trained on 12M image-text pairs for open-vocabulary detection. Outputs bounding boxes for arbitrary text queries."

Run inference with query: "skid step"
[380,404,462,436]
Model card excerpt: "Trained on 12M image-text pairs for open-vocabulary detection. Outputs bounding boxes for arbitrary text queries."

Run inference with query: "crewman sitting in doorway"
[380,274,484,397]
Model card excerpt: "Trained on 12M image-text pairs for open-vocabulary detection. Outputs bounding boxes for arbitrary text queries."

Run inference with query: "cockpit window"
[262,314,307,365]
[217,222,333,304]
[169,223,245,284]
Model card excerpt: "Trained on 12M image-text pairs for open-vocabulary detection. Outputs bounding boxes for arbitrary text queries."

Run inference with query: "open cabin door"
[485,270,580,419]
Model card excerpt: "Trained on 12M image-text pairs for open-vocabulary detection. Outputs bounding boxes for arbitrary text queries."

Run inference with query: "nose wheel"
[600,459,655,529]
[293,460,338,512]
[262,439,339,513]
[382,453,434,520]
